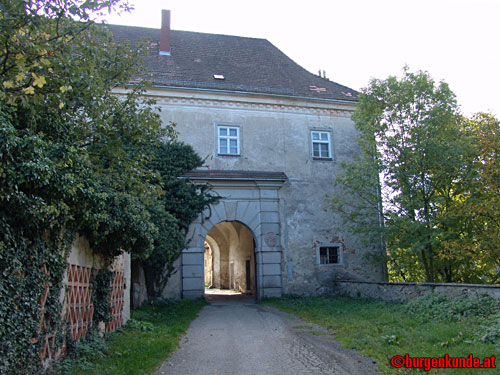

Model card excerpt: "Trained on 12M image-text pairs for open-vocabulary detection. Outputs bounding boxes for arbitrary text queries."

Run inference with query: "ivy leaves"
[0,1,219,372]
[0,1,170,373]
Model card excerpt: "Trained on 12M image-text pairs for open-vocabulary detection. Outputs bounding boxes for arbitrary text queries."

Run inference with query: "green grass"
[65,299,206,375]
[261,295,499,375]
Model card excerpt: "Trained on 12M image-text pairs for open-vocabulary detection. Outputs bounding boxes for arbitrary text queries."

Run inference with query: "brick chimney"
[159,9,171,56]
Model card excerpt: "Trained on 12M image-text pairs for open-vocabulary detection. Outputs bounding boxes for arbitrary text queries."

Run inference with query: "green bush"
[478,313,500,347]
[406,293,499,322]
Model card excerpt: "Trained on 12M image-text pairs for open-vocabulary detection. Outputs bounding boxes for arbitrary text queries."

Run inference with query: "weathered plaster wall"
[225,221,254,293]
[122,250,131,322]
[67,235,105,269]
[204,242,213,286]
[207,226,231,288]
[147,88,385,297]
[334,280,500,301]
[205,236,221,288]
[130,257,183,307]
[161,258,182,299]
[235,223,255,293]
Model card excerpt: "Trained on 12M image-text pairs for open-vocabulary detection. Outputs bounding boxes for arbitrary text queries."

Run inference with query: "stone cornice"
[113,87,355,117]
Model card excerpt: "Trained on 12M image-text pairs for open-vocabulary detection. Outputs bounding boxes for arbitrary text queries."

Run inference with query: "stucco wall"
[161,258,182,299]
[146,88,385,297]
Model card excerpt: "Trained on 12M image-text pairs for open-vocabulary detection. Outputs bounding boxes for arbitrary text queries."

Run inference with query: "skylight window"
[213,74,225,80]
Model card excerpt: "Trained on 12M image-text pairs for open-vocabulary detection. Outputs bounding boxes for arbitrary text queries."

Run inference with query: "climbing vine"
[0,2,217,373]
[91,269,114,325]
[0,230,72,373]
[0,1,173,373]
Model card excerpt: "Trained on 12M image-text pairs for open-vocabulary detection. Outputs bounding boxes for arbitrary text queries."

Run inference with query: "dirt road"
[155,294,378,375]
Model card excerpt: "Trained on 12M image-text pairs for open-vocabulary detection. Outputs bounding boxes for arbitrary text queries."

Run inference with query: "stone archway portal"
[204,221,256,295]
[180,170,287,300]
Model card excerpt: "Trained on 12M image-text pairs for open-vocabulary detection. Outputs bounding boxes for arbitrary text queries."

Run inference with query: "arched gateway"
[204,221,256,295]
[181,170,287,300]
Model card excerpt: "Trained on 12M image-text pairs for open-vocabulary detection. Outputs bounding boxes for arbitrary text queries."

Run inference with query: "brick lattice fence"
[106,258,125,333]
[66,264,94,342]
[38,259,126,362]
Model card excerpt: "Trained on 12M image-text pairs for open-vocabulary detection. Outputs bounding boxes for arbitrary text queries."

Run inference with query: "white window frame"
[311,131,332,159]
[316,243,342,265]
[217,125,240,156]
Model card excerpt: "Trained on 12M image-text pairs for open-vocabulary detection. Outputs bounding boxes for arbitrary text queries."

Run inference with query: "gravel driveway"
[155,294,378,375]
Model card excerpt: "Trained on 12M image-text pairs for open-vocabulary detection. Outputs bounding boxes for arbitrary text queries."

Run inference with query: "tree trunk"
[426,244,434,282]
[142,262,176,300]
[445,265,453,283]
[420,248,432,282]
[142,263,161,300]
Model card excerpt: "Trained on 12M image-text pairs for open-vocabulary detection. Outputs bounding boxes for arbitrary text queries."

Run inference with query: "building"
[109,10,385,301]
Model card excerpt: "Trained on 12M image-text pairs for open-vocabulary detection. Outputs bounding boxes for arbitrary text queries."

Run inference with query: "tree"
[425,113,500,284]
[330,68,478,283]
[456,113,500,283]
[141,142,219,299]
[0,0,171,257]
[1,3,220,370]
[0,1,174,372]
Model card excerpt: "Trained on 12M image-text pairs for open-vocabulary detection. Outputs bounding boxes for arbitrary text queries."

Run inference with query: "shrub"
[406,293,499,322]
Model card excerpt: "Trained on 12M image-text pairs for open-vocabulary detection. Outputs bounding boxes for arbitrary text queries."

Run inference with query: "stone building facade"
[110,10,386,301]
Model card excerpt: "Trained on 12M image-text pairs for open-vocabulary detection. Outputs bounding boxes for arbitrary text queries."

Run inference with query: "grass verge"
[63,298,206,375]
[261,295,499,375]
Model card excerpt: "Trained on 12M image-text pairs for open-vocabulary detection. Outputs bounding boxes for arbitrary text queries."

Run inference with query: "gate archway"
[204,221,256,296]
[180,172,287,300]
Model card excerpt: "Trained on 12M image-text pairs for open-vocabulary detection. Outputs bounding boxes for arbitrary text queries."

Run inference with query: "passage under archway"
[204,221,256,296]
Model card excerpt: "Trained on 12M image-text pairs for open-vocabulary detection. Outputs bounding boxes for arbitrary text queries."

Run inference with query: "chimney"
[159,9,171,56]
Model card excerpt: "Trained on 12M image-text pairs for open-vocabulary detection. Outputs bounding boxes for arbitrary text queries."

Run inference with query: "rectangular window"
[318,244,341,265]
[311,131,331,159]
[218,126,240,155]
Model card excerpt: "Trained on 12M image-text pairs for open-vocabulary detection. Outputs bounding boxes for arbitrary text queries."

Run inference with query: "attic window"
[213,74,225,80]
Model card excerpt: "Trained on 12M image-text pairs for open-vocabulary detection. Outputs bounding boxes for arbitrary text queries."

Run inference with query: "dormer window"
[218,126,240,156]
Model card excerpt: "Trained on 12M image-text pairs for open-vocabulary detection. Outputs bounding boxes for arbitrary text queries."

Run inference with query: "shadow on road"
[204,288,255,304]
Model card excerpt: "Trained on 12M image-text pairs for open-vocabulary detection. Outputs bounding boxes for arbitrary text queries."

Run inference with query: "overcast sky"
[101,0,500,117]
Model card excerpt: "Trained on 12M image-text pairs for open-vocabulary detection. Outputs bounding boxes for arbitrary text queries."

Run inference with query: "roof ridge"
[104,23,268,42]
